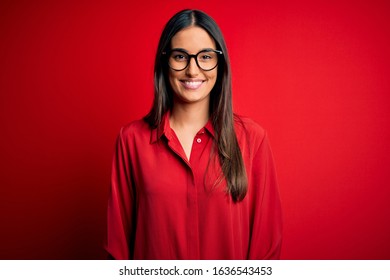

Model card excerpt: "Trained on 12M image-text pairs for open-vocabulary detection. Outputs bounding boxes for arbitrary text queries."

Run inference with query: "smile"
[181,80,205,90]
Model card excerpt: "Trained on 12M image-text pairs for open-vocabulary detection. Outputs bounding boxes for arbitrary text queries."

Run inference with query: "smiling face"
[168,26,218,106]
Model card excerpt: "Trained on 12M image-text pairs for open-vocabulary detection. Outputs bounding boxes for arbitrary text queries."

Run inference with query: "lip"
[180,79,205,90]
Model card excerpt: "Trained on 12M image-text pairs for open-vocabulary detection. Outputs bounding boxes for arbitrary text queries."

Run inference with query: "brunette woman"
[106,9,282,260]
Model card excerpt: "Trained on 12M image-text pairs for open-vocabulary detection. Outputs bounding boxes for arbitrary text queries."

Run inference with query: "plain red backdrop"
[1,0,389,259]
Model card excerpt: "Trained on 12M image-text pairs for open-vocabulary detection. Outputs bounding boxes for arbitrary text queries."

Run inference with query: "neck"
[170,101,210,131]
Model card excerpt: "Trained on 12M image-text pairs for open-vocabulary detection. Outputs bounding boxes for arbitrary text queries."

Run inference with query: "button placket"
[195,129,205,144]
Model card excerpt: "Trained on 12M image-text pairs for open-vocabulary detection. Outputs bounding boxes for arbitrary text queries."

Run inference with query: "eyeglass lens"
[168,50,219,71]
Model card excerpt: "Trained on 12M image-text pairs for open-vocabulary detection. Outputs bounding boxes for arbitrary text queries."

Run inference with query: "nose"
[185,56,200,76]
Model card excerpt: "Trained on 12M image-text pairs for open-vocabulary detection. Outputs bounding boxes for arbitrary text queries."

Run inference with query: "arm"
[247,133,283,259]
[105,128,135,260]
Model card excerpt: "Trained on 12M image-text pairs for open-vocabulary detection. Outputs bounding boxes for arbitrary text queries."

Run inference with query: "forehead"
[171,26,216,51]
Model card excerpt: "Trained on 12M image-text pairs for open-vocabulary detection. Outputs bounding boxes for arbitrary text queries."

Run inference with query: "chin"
[175,90,210,104]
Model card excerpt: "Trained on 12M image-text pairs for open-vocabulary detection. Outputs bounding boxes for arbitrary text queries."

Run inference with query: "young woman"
[106,9,282,260]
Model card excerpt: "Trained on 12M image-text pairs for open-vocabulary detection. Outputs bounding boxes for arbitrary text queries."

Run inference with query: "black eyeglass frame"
[162,48,223,71]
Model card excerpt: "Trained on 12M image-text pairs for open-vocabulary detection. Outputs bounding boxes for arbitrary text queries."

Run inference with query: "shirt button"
[196,138,202,143]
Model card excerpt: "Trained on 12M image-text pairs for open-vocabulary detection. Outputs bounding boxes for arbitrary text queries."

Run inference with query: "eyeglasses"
[162,48,223,71]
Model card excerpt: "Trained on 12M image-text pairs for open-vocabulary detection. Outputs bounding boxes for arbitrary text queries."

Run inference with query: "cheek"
[168,71,179,89]
[207,70,218,86]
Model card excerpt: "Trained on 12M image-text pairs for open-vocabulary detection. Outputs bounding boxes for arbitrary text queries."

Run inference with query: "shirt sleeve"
[105,128,135,260]
[247,132,283,259]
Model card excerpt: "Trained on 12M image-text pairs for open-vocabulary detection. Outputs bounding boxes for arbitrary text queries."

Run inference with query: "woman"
[106,9,282,260]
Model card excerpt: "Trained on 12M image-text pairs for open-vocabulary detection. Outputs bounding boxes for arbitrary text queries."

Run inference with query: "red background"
[1,0,389,259]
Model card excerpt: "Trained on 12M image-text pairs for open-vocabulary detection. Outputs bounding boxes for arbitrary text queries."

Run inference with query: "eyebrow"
[170,48,216,53]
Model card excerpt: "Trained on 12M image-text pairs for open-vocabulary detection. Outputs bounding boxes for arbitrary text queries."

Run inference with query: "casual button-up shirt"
[106,112,282,259]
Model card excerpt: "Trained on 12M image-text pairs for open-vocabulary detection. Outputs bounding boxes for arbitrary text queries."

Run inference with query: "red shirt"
[106,113,282,259]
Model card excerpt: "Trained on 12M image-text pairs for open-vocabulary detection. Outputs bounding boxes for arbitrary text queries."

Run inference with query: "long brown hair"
[144,9,247,202]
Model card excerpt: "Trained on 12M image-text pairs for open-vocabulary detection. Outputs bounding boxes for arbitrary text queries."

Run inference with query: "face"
[168,26,218,106]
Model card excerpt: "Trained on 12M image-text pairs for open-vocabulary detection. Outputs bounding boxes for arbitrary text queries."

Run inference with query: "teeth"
[184,81,202,86]
[182,80,203,89]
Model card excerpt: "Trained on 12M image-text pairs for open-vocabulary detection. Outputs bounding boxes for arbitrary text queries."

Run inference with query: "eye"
[198,52,215,62]
[171,51,188,62]
[173,55,185,60]
[201,55,212,60]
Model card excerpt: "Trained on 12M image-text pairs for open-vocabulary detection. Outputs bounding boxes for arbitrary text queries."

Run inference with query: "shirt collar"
[203,118,215,138]
[150,111,215,144]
